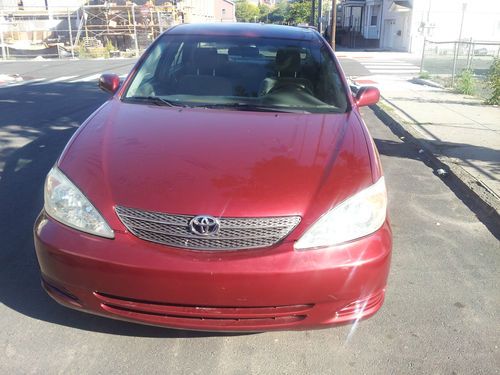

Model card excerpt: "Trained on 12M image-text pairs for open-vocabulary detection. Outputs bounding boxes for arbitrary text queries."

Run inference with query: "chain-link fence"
[420,39,500,98]
[0,4,180,60]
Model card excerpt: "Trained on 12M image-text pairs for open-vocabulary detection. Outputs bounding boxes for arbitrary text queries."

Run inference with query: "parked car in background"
[34,23,391,331]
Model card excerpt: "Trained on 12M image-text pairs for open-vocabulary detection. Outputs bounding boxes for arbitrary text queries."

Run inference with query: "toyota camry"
[34,23,391,331]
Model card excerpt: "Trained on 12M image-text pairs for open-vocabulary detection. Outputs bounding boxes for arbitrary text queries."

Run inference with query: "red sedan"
[34,23,391,331]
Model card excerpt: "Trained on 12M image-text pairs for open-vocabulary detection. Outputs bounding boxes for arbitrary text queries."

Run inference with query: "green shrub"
[104,40,115,58]
[419,71,430,79]
[76,40,115,59]
[485,57,500,105]
[456,68,475,95]
[76,43,90,58]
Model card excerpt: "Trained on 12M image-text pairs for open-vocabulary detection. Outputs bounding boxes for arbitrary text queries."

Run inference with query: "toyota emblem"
[189,215,220,236]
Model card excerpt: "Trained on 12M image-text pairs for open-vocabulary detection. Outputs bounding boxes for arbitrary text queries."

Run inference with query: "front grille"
[115,206,301,251]
[94,292,313,329]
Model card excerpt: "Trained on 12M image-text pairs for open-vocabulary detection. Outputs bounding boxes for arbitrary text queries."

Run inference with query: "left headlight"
[44,166,114,238]
[294,177,387,250]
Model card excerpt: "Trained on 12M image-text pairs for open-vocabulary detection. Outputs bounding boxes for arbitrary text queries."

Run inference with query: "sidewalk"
[355,75,500,214]
[0,74,23,86]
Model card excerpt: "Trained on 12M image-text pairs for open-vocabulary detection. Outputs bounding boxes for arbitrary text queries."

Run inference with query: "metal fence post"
[452,41,458,85]
[157,10,163,33]
[131,4,139,57]
[67,8,75,59]
[466,38,472,70]
[419,38,427,75]
[0,11,6,61]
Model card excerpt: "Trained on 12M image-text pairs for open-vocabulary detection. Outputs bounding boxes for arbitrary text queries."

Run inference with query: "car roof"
[166,23,319,41]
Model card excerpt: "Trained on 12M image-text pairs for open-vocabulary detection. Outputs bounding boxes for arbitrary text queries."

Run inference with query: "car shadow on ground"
[0,82,253,338]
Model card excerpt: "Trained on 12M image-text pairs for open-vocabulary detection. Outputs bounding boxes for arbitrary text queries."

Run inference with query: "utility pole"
[131,4,139,57]
[310,0,316,27]
[457,2,467,46]
[318,0,323,33]
[329,0,337,49]
[452,2,467,85]
[67,8,75,59]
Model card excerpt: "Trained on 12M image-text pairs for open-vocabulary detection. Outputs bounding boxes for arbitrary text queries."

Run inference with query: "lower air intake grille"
[115,206,301,251]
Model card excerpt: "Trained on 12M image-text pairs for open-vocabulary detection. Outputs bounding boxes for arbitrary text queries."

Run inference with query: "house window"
[371,5,380,26]
[222,9,226,15]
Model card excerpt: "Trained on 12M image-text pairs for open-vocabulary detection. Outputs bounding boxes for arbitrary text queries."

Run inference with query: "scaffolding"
[0,2,181,59]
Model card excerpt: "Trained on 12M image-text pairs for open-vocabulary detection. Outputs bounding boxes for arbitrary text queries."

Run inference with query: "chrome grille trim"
[115,206,301,251]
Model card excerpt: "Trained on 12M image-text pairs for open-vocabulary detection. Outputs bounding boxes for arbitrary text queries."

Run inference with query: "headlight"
[44,167,114,238]
[294,177,387,250]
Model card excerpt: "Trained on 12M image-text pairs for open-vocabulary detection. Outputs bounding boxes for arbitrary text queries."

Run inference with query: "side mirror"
[98,73,121,94]
[355,86,380,107]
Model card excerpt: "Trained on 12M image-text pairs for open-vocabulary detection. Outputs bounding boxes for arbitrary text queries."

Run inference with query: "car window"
[124,34,348,113]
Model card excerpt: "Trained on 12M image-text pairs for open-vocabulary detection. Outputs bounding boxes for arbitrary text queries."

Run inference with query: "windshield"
[123,34,349,113]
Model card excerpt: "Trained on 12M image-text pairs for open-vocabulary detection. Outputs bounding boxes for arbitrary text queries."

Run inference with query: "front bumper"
[34,212,392,331]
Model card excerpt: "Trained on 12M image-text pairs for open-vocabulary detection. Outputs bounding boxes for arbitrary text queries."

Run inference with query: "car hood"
[59,100,373,233]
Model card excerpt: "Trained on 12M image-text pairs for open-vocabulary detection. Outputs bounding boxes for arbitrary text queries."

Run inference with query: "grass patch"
[418,71,431,79]
[377,101,394,113]
[455,69,476,95]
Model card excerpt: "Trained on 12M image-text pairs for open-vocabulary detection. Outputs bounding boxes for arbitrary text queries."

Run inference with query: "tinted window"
[124,34,348,113]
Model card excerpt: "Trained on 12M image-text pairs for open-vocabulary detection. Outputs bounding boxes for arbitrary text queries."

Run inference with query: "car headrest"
[228,46,260,57]
[276,49,301,76]
[193,48,218,73]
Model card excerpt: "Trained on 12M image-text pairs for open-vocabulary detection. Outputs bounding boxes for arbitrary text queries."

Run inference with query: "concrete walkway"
[354,75,500,213]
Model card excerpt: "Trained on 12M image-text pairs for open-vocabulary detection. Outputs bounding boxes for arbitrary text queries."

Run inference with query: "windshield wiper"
[125,96,180,107]
[196,103,310,114]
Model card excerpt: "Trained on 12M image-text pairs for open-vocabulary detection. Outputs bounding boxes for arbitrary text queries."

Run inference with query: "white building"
[341,0,500,52]
[182,0,217,23]
[0,0,86,11]
[409,0,500,53]
[181,0,236,23]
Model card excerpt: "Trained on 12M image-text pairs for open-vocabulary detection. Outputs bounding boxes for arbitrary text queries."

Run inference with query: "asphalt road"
[0,59,498,374]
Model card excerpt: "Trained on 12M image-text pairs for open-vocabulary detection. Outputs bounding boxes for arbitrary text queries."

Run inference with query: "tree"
[286,0,312,25]
[235,0,260,23]
[268,0,288,24]
[258,4,271,23]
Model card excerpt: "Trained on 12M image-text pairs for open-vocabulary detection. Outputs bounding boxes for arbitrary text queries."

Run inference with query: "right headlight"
[294,177,387,250]
[44,167,114,239]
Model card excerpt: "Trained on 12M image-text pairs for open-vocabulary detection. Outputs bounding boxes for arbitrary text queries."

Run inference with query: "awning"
[342,1,366,7]
[390,0,412,12]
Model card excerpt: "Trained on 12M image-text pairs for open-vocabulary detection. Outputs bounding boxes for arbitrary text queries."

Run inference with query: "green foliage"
[268,0,288,23]
[455,68,475,95]
[105,40,115,54]
[286,0,311,25]
[418,71,430,79]
[235,0,260,22]
[76,41,112,59]
[256,0,313,25]
[258,4,271,22]
[485,57,500,105]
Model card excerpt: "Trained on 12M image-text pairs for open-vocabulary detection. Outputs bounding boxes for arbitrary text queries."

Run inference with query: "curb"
[372,97,500,235]
[0,74,23,86]
[409,78,444,89]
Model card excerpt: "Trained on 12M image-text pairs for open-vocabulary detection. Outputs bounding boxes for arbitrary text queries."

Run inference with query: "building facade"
[214,0,236,23]
[181,0,235,23]
[340,0,500,52]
